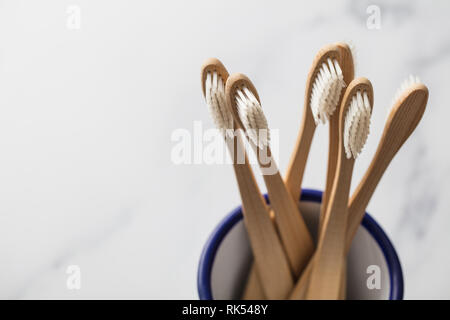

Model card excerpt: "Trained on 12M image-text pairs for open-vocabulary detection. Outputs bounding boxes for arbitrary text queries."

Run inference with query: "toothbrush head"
[308,43,353,124]
[387,75,428,148]
[341,78,374,159]
[391,75,422,108]
[201,58,233,137]
[225,73,270,149]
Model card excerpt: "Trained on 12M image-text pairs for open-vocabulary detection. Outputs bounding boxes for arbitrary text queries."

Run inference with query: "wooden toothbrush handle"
[253,143,314,276]
[306,159,354,299]
[285,105,316,202]
[226,137,294,299]
[346,145,396,246]
[242,264,265,299]
[241,143,315,299]
[263,170,314,276]
[319,114,340,234]
[338,260,347,299]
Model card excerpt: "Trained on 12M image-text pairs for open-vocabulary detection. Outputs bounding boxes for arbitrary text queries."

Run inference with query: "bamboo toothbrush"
[243,42,354,300]
[346,76,428,245]
[225,73,314,285]
[285,43,353,204]
[290,76,428,299]
[306,78,374,300]
[319,43,355,299]
[201,58,294,299]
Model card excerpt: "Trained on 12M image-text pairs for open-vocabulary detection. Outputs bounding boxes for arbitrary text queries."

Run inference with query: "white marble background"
[0,0,448,299]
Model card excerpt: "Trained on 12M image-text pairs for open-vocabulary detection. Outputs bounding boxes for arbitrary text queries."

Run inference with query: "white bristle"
[204,71,233,137]
[235,87,270,148]
[391,75,422,112]
[310,58,346,124]
[343,90,372,159]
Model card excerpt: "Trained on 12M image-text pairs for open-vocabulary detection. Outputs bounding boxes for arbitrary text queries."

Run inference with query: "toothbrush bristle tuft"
[344,90,372,159]
[204,71,233,137]
[310,58,346,124]
[235,86,270,148]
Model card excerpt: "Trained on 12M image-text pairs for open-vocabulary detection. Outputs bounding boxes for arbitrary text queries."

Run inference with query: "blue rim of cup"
[197,188,404,300]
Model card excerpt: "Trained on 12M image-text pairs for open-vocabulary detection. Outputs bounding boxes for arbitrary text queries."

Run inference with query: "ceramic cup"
[198,189,403,300]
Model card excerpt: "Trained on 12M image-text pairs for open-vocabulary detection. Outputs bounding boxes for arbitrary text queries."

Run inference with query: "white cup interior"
[209,200,393,300]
